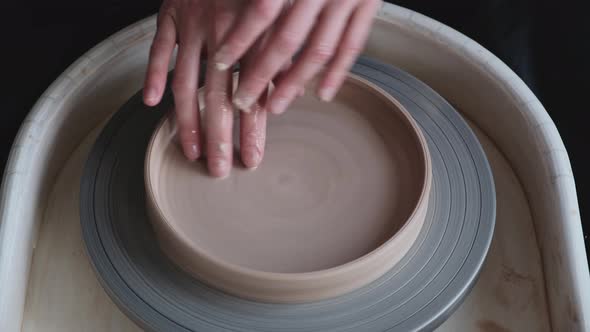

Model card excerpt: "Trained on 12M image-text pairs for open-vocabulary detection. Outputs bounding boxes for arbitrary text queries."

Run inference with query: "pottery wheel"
[80,57,495,331]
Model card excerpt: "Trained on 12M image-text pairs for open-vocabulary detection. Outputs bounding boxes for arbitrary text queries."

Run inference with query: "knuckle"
[225,39,248,57]
[342,42,363,57]
[171,79,193,98]
[275,31,300,54]
[205,90,230,102]
[158,2,174,17]
[150,40,172,56]
[178,131,198,145]
[158,3,177,23]
[308,44,334,64]
[244,75,271,92]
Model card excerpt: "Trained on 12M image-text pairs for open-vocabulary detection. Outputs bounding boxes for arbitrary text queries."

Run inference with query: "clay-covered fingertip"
[209,159,231,179]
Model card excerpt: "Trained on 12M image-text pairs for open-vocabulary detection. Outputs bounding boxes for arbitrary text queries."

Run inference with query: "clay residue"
[494,263,539,311]
[501,263,535,285]
[477,320,512,332]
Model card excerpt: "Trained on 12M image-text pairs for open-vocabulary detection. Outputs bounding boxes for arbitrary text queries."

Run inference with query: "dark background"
[2,1,588,254]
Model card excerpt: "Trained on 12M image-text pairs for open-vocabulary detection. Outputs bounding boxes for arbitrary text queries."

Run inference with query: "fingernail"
[319,87,336,102]
[233,94,256,112]
[243,148,261,169]
[270,97,289,114]
[214,47,232,71]
[145,87,159,105]
[186,144,199,161]
[211,159,230,178]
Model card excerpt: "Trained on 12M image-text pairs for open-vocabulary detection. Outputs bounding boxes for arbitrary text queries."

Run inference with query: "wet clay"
[147,76,427,274]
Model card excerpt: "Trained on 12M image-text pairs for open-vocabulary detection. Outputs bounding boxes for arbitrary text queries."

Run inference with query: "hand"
[213,0,382,114]
[142,0,272,177]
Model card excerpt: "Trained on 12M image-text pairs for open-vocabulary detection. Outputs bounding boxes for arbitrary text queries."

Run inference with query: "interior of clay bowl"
[145,74,431,303]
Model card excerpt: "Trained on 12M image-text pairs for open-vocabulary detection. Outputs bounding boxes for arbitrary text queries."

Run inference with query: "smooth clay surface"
[147,76,428,275]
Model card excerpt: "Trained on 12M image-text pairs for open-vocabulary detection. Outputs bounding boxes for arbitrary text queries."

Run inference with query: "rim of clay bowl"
[144,73,432,303]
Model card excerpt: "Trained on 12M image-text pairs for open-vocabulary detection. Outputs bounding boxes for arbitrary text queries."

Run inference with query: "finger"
[240,97,267,168]
[274,58,292,81]
[267,16,294,96]
[270,59,305,101]
[232,0,325,112]
[213,0,285,71]
[267,1,355,114]
[318,0,380,101]
[239,35,269,168]
[272,61,305,98]
[144,11,177,106]
[205,80,234,178]
[278,61,306,97]
[171,20,202,161]
[205,4,238,178]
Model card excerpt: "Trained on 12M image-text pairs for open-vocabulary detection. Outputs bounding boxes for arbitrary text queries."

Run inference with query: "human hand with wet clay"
[143,0,381,178]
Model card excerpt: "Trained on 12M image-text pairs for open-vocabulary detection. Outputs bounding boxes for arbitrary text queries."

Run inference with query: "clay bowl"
[144,74,432,303]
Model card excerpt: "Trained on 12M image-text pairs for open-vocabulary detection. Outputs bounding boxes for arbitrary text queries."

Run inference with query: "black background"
[2,1,588,256]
